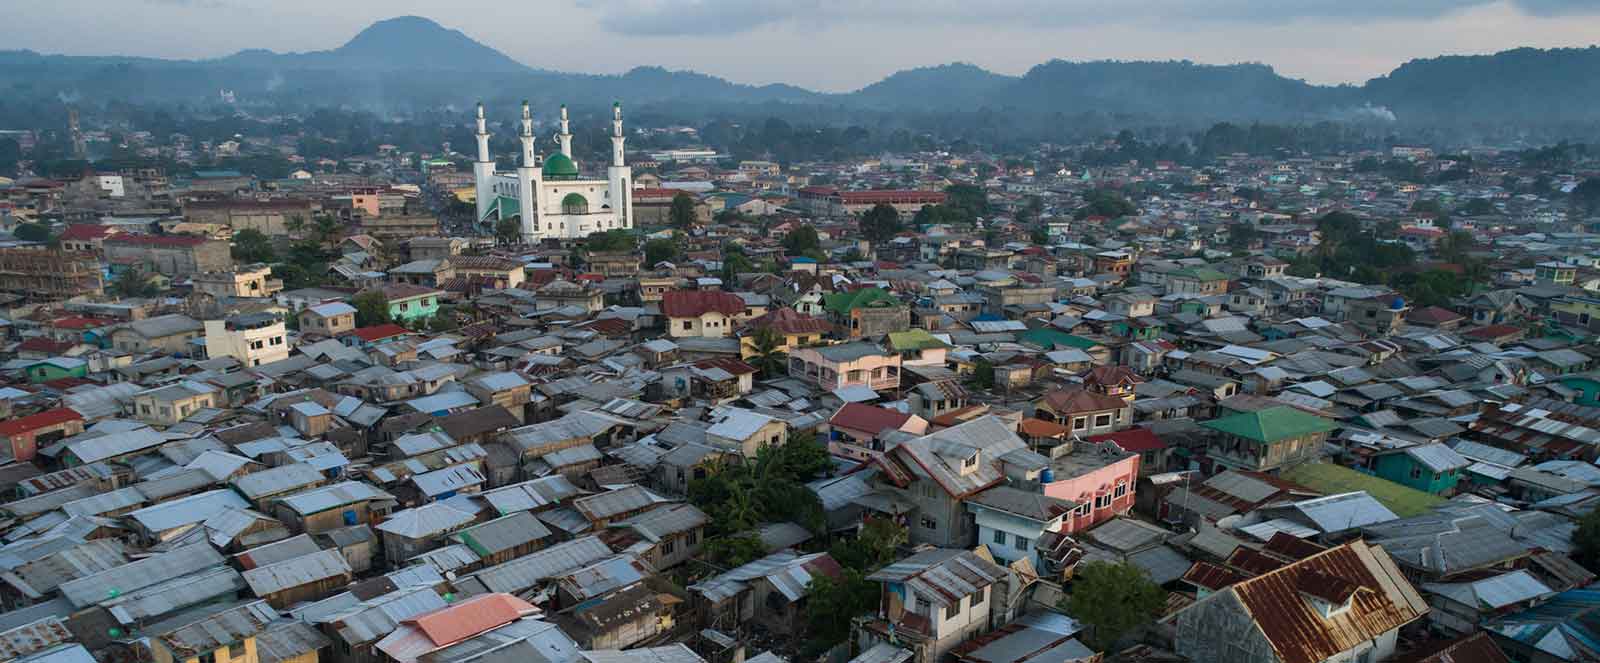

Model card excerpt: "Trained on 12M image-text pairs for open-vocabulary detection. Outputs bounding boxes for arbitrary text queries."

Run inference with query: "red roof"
[105,234,212,247]
[56,225,117,241]
[661,290,745,318]
[1083,365,1144,389]
[348,323,412,342]
[1038,387,1127,415]
[1405,305,1465,325]
[1462,324,1523,341]
[835,190,947,205]
[50,317,105,330]
[830,403,913,435]
[16,337,74,354]
[694,356,758,376]
[0,408,83,436]
[632,188,692,200]
[406,593,536,647]
[746,307,832,335]
[1086,427,1165,453]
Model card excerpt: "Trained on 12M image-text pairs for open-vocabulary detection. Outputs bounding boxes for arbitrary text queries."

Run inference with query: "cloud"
[586,0,1600,36]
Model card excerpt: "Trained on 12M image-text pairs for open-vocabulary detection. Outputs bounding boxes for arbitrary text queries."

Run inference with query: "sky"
[7,0,1600,92]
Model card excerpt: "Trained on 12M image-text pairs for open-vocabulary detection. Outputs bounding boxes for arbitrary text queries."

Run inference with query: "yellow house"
[737,307,833,359]
[149,600,275,663]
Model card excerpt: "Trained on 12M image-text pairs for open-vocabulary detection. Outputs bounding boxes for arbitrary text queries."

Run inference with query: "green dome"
[542,153,579,178]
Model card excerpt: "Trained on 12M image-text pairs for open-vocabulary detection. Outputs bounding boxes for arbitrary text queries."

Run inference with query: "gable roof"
[1196,540,1427,663]
[822,287,898,315]
[830,403,912,435]
[660,290,745,318]
[1200,406,1336,443]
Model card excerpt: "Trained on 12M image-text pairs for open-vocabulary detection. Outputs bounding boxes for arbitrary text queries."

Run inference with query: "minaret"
[606,102,633,230]
[558,105,573,158]
[517,101,540,243]
[472,102,495,225]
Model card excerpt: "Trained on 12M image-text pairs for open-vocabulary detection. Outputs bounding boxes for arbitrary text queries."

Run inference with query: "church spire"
[558,104,572,158]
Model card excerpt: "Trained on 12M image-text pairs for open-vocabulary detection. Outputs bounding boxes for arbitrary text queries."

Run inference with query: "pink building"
[788,341,901,391]
[1039,440,1140,534]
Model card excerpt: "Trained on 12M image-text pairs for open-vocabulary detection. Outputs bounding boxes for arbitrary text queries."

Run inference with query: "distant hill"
[3,17,1600,132]
[211,16,530,73]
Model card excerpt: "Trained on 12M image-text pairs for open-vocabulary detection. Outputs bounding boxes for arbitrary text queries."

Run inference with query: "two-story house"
[1174,540,1427,663]
[298,301,357,338]
[827,402,929,462]
[823,287,910,338]
[873,416,1044,548]
[662,290,747,338]
[964,485,1076,570]
[1200,406,1337,474]
[1033,387,1132,437]
[861,548,1007,663]
[788,342,902,392]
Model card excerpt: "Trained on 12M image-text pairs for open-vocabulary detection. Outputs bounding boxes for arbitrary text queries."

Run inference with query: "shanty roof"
[1200,406,1336,443]
[865,548,1005,608]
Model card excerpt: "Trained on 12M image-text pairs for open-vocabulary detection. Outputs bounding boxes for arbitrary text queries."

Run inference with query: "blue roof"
[1486,589,1600,659]
[790,256,817,264]
[193,170,244,179]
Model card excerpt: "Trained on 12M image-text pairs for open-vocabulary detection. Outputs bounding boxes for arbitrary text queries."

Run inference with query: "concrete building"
[205,312,290,367]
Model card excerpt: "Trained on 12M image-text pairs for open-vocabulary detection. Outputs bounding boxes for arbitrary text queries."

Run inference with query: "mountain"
[212,16,530,73]
[850,63,1017,108]
[4,16,1600,133]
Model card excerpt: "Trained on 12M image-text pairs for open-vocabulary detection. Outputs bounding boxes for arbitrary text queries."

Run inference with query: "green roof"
[1199,406,1336,443]
[823,288,898,315]
[543,153,579,178]
[888,329,951,352]
[1281,463,1446,517]
[1173,266,1230,281]
[480,195,519,222]
[1018,328,1100,351]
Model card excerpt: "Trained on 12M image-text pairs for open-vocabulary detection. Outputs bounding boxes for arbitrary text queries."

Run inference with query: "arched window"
[561,193,588,215]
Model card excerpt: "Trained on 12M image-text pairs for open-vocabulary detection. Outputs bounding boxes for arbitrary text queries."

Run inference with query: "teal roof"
[1018,328,1100,351]
[1173,266,1230,281]
[480,195,520,222]
[1200,406,1336,444]
[543,153,579,178]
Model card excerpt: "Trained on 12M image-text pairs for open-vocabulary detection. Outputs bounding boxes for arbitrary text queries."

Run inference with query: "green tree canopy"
[859,203,905,243]
[13,223,52,243]
[944,184,989,220]
[231,228,275,264]
[109,270,158,298]
[585,228,635,252]
[1074,189,1137,220]
[351,290,391,328]
[495,217,521,246]
[669,192,698,229]
[782,224,821,255]
[645,237,680,266]
[1065,561,1167,650]
[1576,507,1600,572]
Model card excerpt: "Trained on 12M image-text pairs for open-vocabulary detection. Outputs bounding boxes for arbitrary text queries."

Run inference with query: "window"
[682,321,692,330]
[1072,417,1087,431]
[1409,466,1422,479]
[920,516,938,530]
[270,336,284,345]
[973,587,986,605]
[945,600,962,620]
[1013,536,1030,551]
[687,529,699,544]
[1114,481,1127,498]
[1075,503,1090,516]
[1095,493,1111,509]
[661,539,675,555]
[993,530,1008,546]
[1094,413,1112,428]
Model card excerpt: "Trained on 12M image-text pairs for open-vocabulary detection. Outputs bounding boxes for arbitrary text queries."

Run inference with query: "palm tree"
[749,326,785,378]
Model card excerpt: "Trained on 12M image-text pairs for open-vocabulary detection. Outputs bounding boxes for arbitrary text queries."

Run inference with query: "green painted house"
[821,287,908,338]
[1200,406,1337,473]
[1370,444,1471,495]
[377,285,444,323]
[25,357,89,383]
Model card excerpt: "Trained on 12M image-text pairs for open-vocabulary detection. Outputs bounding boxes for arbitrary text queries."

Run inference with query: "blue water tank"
[1040,468,1055,484]
[1390,297,1407,310]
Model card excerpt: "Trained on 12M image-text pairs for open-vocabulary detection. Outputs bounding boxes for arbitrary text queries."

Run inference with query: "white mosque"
[474,101,634,242]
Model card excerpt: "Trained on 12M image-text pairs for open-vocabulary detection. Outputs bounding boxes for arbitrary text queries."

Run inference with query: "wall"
[1041,455,1139,534]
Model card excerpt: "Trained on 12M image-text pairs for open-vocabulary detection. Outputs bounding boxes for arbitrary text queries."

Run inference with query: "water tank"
[1390,297,1406,310]
[1040,467,1055,484]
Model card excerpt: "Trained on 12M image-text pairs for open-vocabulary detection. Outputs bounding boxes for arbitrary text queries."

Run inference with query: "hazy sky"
[8,0,1600,91]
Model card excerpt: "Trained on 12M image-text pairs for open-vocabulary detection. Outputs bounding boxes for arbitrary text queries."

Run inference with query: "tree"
[804,570,879,654]
[719,246,753,282]
[859,203,904,243]
[1075,189,1137,220]
[109,270,157,298]
[351,290,392,328]
[644,238,679,266]
[13,223,51,243]
[1437,230,1476,263]
[231,228,275,264]
[668,192,698,229]
[970,357,996,390]
[1227,223,1260,250]
[944,184,989,221]
[829,518,907,572]
[1460,198,1496,216]
[703,533,767,568]
[495,217,521,246]
[1065,561,1167,650]
[1576,178,1600,216]
[1575,508,1600,572]
[782,225,821,255]
[748,326,786,378]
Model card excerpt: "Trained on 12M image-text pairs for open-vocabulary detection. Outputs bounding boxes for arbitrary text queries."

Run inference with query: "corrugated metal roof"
[412,463,487,497]
[865,548,1004,608]
[256,621,333,663]
[58,543,223,608]
[579,645,706,663]
[1424,569,1553,610]
[279,481,395,516]
[455,536,612,595]
[232,463,325,499]
[242,549,352,596]
[127,489,250,534]
[457,512,553,557]
[477,476,584,515]
[572,485,668,523]
[377,503,477,539]
[155,600,278,657]
[105,566,245,624]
